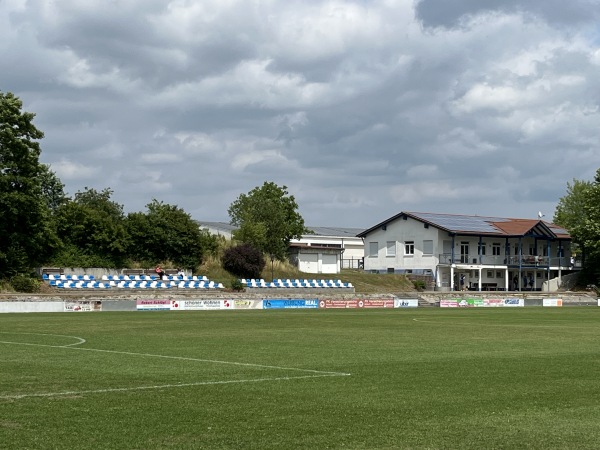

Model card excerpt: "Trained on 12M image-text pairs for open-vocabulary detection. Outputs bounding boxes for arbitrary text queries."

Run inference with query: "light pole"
[270,254,275,281]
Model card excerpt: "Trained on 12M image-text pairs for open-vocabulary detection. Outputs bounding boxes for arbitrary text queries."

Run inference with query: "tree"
[125,199,208,269]
[54,188,129,267]
[228,181,308,260]
[555,170,600,284]
[0,91,59,276]
[553,178,593,232]
[568,169,600,283]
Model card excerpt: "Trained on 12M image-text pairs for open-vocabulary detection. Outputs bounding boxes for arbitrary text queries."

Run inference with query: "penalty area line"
[1,373,351,400]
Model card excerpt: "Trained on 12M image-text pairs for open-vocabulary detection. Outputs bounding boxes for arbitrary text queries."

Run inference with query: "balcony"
[438,254,577,268]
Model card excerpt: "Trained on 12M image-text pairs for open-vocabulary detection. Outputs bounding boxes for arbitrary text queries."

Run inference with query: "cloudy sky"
[2,0,600,229]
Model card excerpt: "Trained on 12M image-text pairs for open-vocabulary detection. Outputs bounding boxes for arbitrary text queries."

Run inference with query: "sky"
[2,0,600,229]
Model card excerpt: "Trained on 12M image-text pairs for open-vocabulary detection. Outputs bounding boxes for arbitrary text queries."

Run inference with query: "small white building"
[357,211,576,292]
[196,221,365,274]
[288,226,365,274]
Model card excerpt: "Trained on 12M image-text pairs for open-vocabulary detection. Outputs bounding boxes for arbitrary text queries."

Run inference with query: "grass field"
[1,308,600,449]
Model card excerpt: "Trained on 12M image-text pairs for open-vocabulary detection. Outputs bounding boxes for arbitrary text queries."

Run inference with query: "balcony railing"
[438,254,578,268]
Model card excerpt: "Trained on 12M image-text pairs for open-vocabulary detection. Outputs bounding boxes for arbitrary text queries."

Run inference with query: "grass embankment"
[199,256,415,294]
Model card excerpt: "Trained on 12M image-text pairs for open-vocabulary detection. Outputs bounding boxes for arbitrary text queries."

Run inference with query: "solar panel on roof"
[409,212,510,233]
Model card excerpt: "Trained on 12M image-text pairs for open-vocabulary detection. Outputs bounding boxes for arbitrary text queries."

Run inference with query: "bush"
[222,244,265,279]
[230,279,245,291]
[10,274,41,293]
[412,279,426,291]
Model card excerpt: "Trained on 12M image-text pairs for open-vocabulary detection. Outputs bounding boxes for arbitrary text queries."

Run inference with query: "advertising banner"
[357,299,394,308]
[483,298,505,307]
[441,298,524,308]
[232,299,263,310]
[136,299,171,311]
[543,298,563,307]
[319,299,359,308]
[440,299,459,308]
[456,298,484,307]
[503,298,524,307]
[64,301,102,312]
[171,300,233,310]
[394,298,418,308]
[263,299,319,309]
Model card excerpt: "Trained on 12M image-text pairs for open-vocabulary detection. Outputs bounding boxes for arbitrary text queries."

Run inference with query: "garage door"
[299,253,319,273]
[321,254,338,274]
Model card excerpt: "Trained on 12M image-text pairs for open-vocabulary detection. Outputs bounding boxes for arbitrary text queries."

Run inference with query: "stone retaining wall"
[0,290,596,306]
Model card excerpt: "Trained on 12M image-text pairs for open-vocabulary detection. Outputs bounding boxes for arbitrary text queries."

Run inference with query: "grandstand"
[41,273,353,290]
[242,278,353,289]
[42,273,224,290]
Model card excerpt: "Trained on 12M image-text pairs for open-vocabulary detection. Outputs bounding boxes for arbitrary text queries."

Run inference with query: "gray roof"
[357,211,571,239]
[409,212,508,233]
[196,221,237,233]
[196,222,364,238]
[306,226,365,238]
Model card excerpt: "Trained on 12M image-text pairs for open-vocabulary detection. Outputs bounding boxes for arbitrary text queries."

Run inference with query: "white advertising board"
[171,299,234,310]
[543,298,563,307]
[0,301,63,313]
[394,298,418,308]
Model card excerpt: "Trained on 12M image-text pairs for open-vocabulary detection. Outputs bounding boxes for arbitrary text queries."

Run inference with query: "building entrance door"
[460,243,469,264]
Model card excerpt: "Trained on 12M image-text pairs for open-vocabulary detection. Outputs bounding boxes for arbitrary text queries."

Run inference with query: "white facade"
[362,216,442,275]
[289,227,365,274]
[291,249,340,274]
[359,212,575,292]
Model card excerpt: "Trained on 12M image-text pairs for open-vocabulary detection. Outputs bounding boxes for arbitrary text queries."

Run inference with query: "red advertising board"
[319,299,394,309]
[319,299,359,308]
[358,299,394,308]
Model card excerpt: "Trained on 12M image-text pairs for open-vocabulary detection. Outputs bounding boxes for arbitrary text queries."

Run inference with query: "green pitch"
[1,308,600,449]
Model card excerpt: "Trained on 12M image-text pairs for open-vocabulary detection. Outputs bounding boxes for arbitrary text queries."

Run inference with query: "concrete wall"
[0,301,63,313]
[1,290,596,313]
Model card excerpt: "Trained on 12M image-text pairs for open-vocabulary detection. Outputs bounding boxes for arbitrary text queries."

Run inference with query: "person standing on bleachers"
[155,265,166,280]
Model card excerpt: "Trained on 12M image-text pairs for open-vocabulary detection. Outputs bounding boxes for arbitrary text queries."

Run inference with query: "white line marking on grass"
[0,332,86,347]
[1,373,350,400]
[70,347,351,376]
[0,338,348,376]
[1,333,351,400]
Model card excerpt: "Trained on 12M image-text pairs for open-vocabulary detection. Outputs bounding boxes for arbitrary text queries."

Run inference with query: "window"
[492,243,501,256]
[479,243,486,256]
[487,271,494,278]
[405,241,414,255]
[423,240,433,255]
[496,271,503,278]
[369,242,378,257]
[386,241,396,257]
[529,244,536,256]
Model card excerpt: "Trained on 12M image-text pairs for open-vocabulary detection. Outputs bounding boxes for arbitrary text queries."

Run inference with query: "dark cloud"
[415,0,600,28]
[1,0,599,228]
